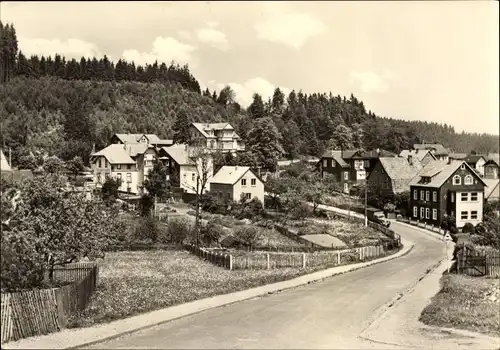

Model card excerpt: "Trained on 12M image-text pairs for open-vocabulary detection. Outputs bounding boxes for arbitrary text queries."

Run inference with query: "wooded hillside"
[1,20,498,167]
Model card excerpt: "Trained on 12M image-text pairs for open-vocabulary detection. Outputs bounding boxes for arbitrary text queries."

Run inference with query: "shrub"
[291,201,312,221]
[167,218,192,244]
[233,226,261,246]
[138,194,154,217]
[462,222,475,234]
[200,222,224,247]
[133,216,162,243]
[201,191,230,214]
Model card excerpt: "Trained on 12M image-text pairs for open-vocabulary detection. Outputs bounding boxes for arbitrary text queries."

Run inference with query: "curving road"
[86,218,447,349]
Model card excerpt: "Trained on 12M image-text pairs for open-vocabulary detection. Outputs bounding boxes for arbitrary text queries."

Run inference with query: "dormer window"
[464,175,473,185]
[421,176,431,184]
[452,175,461,185]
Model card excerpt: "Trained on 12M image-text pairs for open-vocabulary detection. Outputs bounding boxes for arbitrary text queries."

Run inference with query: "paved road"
[86,221,446,349]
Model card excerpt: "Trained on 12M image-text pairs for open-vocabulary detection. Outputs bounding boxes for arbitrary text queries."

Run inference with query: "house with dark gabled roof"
[367,156,424,197]
[318,148,397,193]
[413,143,450,162]
[484,156,499,180]
[110,133,173,147]
[400,149,437,166]
[409,160,487,229]
[464,154,487,177]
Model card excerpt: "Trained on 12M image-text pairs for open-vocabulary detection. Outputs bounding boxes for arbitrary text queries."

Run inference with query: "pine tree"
[271,87,285,114]
[248,93,265,119]
[172,109,192,144]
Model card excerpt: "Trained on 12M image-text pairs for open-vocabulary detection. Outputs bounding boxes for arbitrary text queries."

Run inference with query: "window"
[117,164,121,170]
[251,178,256,186]
[323,159,328,167]
[413,206,418,217]
[105,173,110,180]
[460,211,468,220]
[127,164,132,170]
[245,193,251,200]
[192,173,195,182]
[453,175,461,185]
[332,160,336,167]
[364,160,370,168]
[241,179,247,186]
[97,173,101,184]
[471,211,478,220]
[451,193,455,202]
[433,191,437,202]
[98,158,102,168]
[420,207,424,218]
[471,192,478,201]
[425,208,430,219]
[425,191,430,201]
[413,190,418,200]
[126,173,131,183]
[420,190,425,200]
[464,175,473,185]
[461,193,468,202]
[344,172,349,180]
[343,183,349,192]
[116,173,122,181]
[432,209,437,220]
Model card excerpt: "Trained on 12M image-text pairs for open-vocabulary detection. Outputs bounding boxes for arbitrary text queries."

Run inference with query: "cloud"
[254,12,326,49]
[195,21,229,51]
[122,37,196,65]
[177,30,193,41]
[211,77,290,107]
[18,36,101,59]
[350,70,396,93]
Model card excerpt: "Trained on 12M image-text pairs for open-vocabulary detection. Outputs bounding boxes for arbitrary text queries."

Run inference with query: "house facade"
[409,161,486,229]
[319,149,397,193]
[160,144,214,195]
[209,166,265,204]
[483,159,499,179]
[190,123,245,153]
[90,143,158,194]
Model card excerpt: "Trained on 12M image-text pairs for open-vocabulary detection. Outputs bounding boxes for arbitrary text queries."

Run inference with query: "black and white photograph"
[1,1,499,349]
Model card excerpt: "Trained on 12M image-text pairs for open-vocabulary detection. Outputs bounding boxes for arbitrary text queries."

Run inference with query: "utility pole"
[9,147,12,168]
[364,169,368,227]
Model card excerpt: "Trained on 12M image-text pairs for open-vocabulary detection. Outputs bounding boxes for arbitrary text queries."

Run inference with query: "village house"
[483,157,499,179]
[90,143,158,194]
[367,155,424,197]
[209,166,264,204]
[160,144,214,198]
[319,149,397,193]
[110,133,173,147]
[190,123,245,153]
[464,154,487,177]
[399,149,436,166]
[409,160,486,229]
[413,143,450,162]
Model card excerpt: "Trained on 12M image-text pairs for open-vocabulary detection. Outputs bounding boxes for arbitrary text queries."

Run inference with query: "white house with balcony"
[190,123,245,153]
[90,143,158,195]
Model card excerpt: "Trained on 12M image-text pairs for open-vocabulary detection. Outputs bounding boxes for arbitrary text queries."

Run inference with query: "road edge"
[3,241,415,350]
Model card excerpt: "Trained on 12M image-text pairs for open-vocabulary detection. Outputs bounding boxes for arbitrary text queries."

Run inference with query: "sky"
[2,1,499,135]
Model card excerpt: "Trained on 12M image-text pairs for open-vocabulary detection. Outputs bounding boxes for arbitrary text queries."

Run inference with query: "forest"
[1,20,498,168]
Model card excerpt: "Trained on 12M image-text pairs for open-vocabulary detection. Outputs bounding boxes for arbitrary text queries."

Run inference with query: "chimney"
[408,155,413,165]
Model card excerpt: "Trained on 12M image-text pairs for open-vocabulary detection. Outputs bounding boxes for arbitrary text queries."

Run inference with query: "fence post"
[267,253,270,270]
[229,254,233,270]
[359,248,363,261]
[302,253,306,268]
[337,251,341,265]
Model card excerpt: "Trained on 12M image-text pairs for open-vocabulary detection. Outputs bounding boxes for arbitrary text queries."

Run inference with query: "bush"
[291,201,312,221]
[167,218,192,244]
[200,222,225,247]
[133,216,163,244]
[201,192,230,215]
[462,222,475,234]
[139,194,154,217]
[233,226,261,246]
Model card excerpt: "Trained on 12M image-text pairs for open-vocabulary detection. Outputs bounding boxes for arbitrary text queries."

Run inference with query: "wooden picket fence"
[396,217,449,235]
[1,262,98,344]
[457,248,500,277]
[184,244,233,270]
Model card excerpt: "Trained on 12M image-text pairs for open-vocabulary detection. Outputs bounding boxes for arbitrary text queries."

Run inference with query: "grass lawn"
[68,250,340,328]
[419,274,500,337]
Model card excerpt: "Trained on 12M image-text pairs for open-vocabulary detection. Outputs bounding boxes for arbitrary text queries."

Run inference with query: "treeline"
[1,20,498,169]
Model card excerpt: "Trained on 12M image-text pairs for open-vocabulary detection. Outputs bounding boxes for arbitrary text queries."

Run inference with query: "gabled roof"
[379,157,423,181]
[162,145,191,166]
[409,160,486,188]
[464,155,486,164]
[113,133,161,144]
[352,149,397,159]
[400,149,437,162]
[1,149,12,172]
[413,143,449,156]
[91,144,136,164]
[191,123,237,139]
[210,166,258,185]
[487,153,499,164]
[320,150,349,167]
[449,152,468,160]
